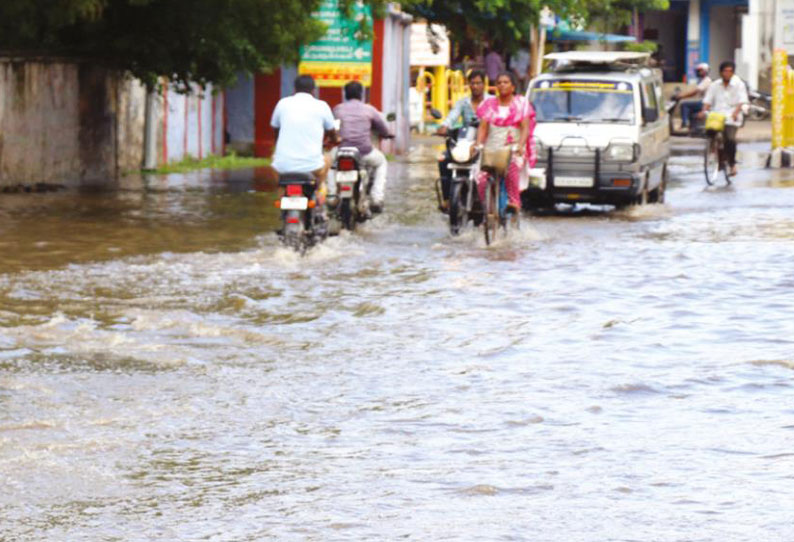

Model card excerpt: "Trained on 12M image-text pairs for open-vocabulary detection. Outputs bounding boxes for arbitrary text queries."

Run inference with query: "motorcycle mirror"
[429,108,443,120]
[386,112,397,122]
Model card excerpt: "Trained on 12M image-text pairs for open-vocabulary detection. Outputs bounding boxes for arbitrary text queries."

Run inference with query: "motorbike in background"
[747,88,771,120]
[435,117,483,235]
[667,91,706,137]
[276,172,328,253]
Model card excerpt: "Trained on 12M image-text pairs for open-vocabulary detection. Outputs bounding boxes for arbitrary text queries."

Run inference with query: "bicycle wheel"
[722,139,732,185]
[449,181,466,235]
[483,178,499,246]
[499,180,517,237]
[704,135,720,186]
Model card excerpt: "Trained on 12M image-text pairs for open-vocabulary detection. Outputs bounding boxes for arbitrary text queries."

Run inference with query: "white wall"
[709,6,740,71]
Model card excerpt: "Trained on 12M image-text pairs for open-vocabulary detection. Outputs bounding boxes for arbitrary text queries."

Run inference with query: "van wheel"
[649,165,668,204]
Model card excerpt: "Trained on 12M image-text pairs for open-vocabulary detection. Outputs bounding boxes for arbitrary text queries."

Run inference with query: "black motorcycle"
[435,118,483,235]
[277,172,327,253]
[331,147,370,231]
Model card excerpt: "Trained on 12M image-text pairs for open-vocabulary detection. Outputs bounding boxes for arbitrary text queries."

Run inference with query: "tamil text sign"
[299,0,373,87]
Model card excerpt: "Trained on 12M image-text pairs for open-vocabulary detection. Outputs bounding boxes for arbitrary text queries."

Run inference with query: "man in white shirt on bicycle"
[701,61,748,177]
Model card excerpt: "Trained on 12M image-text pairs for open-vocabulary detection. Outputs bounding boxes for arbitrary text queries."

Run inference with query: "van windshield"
[530,79,635,124]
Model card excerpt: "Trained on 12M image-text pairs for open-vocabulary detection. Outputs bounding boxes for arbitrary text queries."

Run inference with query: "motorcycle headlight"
[604,143,636,162]
[451,142,473,163]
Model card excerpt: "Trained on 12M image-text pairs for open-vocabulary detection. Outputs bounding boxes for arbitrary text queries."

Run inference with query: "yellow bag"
[705,112,726,132]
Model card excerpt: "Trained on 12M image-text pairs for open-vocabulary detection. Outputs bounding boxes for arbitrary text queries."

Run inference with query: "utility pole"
[143,87,159,170]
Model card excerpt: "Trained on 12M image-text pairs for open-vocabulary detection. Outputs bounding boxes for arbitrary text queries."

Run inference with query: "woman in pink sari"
[475,71,536,212]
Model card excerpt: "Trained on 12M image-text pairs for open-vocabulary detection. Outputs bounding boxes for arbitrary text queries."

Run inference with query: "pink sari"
[476,95,537,206]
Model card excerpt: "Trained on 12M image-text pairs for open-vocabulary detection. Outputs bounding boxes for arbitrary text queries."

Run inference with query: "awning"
[546,28,637,43]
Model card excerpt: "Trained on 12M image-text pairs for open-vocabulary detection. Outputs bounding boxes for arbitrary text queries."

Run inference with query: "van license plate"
[555,176,593,187]
[281,197,308,210]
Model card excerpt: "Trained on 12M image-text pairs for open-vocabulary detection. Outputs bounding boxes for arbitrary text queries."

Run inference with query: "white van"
[525,51,670,209]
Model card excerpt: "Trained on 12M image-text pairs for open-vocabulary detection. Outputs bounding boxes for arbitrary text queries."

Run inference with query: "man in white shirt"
[702,61,748,176]
[270,75,336,181]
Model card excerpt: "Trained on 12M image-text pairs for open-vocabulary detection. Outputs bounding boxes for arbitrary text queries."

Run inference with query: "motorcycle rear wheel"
[339,199,356,231]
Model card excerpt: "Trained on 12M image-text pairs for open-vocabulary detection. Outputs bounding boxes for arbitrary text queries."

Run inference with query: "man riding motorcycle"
[271,75,337,193]
[700,60,748,177]
[436,70,487,211]
[329,81,393,214]
[676,62,712,128]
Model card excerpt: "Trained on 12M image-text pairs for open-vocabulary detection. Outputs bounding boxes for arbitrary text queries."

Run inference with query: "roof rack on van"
[544,51,651,72]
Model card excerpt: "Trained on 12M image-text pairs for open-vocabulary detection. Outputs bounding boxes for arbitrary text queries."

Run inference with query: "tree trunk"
[529,25,539,79]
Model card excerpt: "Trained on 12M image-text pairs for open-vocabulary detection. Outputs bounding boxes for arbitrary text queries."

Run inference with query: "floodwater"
[1,140,793,541]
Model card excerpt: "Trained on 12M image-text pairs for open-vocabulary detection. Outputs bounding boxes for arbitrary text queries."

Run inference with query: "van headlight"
[604,143,637,162]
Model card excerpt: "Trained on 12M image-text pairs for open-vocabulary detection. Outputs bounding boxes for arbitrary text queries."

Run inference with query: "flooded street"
[1,141,793,541]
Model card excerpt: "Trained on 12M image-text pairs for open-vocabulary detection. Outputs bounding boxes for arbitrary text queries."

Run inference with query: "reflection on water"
[0,169,281,274]
[2,145,794,541]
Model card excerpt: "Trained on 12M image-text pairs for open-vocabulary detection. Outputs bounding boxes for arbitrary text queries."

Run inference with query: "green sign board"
[299,0,373,87]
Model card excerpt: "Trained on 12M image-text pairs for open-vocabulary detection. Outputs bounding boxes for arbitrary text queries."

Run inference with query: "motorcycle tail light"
[286,217,300,224]
[286,185,303,196]
[340,184,352,191]
[338,157,356,171]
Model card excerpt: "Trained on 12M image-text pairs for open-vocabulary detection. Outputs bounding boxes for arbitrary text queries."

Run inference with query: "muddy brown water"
[1,142,793,541]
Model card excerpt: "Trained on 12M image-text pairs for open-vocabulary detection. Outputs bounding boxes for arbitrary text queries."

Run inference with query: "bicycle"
[479,146,519,246]
[703,112,733,186]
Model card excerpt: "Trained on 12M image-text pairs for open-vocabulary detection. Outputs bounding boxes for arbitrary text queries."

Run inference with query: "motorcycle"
[331,147,371,231]
[667,91,706,137]
[435,118,483,235]
[747,88,771,120]
[329,124,395,232]
[276,172,328,253]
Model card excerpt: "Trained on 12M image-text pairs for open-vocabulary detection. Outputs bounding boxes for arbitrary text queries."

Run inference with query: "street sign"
[298,0,373,87]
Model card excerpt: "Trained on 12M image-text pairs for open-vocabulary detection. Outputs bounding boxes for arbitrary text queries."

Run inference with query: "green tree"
[0,0,393,89]
[403,0,668,54]
[580,0,669,35]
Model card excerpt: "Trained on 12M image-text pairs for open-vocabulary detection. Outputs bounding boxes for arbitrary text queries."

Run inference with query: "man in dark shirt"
[331,81,393,212]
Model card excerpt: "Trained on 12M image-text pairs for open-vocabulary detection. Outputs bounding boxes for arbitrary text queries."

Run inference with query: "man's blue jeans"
[681,101,703,127]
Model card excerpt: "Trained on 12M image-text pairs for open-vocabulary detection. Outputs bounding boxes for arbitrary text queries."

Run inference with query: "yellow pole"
[433,66,449,118]
[772,49,786,149]
[783,66,794,147]
[417,68,436,123]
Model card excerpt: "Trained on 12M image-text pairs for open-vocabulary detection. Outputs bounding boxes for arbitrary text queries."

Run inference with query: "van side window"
[642,82,659,124]
[654,83,665,117]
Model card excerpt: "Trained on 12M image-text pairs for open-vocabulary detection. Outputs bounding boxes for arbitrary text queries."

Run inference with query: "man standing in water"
[701,61,748,177]
[435,70,488,211]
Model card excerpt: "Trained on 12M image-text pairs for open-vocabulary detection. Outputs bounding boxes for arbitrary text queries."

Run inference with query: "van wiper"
[553,115,583,122]
[596,117,631,123]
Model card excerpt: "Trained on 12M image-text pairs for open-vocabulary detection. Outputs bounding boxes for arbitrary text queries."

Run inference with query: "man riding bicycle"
[270,75,337,192]
[677,62,711,128]
[330,81,393,214]
[435,70,487,211]
[700,61,748,177]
